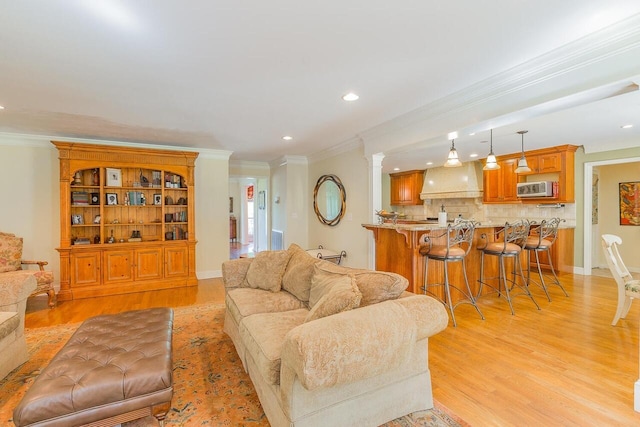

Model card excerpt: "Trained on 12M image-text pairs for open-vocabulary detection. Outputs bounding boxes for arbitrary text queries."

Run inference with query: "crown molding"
[307,136,363,164]
[270,155,308,169]
[359,13,640,156]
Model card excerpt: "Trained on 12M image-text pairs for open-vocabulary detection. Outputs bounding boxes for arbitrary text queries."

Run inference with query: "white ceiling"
[1,1,640,173]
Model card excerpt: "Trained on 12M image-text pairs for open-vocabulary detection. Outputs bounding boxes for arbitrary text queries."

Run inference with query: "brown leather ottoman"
[13,307,174,427]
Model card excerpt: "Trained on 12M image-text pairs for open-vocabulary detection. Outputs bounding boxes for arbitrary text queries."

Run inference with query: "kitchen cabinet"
[483,145,578,204]
[390,170,425,205]
[527,228,574,274]
[483,158,518,203]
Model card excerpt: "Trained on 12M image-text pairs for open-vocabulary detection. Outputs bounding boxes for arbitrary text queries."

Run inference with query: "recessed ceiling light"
[426,161,433,166]
[470,153,479,158]
[0,105,4,110]
[393,167,400,171]
[621,124,633,129]
[282,136,293,141]
[469,132,476,136]
[342,92,359,101]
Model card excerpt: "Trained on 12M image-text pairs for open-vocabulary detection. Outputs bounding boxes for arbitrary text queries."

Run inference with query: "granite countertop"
[362,219,575,230]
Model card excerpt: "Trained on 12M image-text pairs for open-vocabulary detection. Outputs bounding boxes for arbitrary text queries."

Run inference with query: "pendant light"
[444,139,462,167]
[514,130,531,173]
[483,129,500,170]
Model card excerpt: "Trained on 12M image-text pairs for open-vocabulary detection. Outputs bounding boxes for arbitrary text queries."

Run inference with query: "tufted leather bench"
[13,307,174,427]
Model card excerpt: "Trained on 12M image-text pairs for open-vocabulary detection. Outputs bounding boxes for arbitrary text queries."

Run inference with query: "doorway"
[583,157,640,275]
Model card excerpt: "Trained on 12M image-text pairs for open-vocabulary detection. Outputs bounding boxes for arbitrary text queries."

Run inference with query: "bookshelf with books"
[53,141,198,301]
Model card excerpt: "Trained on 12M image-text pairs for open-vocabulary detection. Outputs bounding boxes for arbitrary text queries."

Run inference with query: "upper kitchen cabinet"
[483,145,578,204]
[483,158,518,203]
[516,145,578,203]
[390,170,425,205]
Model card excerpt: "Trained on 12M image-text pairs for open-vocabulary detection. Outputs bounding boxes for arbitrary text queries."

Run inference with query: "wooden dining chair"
[601,234,640,326]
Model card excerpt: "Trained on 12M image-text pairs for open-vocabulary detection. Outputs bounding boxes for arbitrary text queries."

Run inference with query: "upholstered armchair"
[19,260,55,308]
[1,232,55,308]
[0,266,37,379]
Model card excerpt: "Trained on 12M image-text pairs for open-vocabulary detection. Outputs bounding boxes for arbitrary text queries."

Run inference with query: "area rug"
[0,304,468,426]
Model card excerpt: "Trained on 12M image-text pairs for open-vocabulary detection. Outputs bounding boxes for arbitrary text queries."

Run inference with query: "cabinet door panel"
[104,250,134,283]
[537,153,562,172]
[165,246,188,278]
[135,247,163,280]
[72,251,101,287]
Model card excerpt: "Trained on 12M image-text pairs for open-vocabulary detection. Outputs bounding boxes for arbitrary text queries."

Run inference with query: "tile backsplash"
[392,198,576,226]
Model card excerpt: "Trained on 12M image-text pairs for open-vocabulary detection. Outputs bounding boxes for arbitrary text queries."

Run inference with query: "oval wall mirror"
[313,174,346,226]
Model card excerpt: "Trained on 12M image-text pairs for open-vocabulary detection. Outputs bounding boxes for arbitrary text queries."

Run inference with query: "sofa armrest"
[0,271,37,309]
[222,258,254,289]
[281,299,424,391]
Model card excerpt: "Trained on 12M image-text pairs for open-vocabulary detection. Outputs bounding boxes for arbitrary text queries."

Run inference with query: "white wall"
[0,134,231,287]
[0,136,60,281]
[308,145,370,268]
[195,151,232,278]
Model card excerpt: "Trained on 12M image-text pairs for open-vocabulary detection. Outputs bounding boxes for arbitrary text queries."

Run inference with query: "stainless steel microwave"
[517,181,554,198]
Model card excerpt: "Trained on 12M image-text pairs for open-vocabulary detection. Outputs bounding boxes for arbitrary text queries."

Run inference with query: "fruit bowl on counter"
[375,210,406,225]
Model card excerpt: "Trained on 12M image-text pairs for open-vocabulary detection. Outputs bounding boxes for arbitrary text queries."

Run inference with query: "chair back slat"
[601,234,632,285]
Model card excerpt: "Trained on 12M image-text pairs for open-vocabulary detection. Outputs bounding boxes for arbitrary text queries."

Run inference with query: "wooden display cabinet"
[53,141,198,301]
[390,170,425,205]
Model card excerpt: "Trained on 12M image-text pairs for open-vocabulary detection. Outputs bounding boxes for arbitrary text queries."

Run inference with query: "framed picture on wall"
[229,197,233,213]
[619,181,640,225]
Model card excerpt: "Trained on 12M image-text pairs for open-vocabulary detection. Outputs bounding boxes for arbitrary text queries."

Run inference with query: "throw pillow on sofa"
[305,271,361,322]
[0,232,22,273]
[282,243,320,302]
[244,250,292,292]
[313,261,407,306]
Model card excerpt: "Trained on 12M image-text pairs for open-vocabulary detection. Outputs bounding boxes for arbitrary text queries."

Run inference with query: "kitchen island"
[362,222,574,301]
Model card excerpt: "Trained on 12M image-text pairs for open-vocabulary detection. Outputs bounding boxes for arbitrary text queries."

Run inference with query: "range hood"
[420,161,484,200]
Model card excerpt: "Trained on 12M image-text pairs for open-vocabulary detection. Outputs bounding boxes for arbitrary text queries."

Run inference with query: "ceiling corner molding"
[270,155,308,169]
[307,136,363,164]
[0,132,53,148]
[359,13,640,154]
[197,148,233,160]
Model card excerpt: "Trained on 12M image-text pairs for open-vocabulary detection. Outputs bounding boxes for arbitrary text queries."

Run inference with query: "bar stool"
[420,219,484,327]
[524,217,568,301]
[477,219,540,315]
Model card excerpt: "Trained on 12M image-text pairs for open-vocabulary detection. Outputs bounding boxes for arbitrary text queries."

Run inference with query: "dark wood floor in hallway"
[24,272,640,426]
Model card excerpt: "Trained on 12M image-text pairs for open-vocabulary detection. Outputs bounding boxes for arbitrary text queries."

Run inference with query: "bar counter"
[362,222,574,301]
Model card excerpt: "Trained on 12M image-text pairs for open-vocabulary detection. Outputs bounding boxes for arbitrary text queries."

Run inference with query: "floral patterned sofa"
[222,243,449,427]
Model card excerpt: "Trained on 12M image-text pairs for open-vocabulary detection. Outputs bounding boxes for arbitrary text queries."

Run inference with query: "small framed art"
[106,168,122,187]
[154,194,162,205]
[106,193,118,205]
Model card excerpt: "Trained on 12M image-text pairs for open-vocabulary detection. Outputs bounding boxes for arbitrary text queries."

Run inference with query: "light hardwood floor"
[24,274,640,426]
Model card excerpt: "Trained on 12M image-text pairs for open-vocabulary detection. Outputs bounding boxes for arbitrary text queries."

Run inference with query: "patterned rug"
[0,304,468,426]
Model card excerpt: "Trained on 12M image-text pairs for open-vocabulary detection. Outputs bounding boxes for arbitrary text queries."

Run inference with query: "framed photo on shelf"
[71,214,84,225]
[106,168,122,187]
[154,193,162,205]
[106,193,118,205]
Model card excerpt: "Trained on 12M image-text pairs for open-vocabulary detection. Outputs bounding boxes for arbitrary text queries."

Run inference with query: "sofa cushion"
[0,233,23,273]
[313,261,407,306]
[305,273,361,322]
[282,244,320,302]
[243,250,292,292]
[240,309,308,385]
[226,288,306,324]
